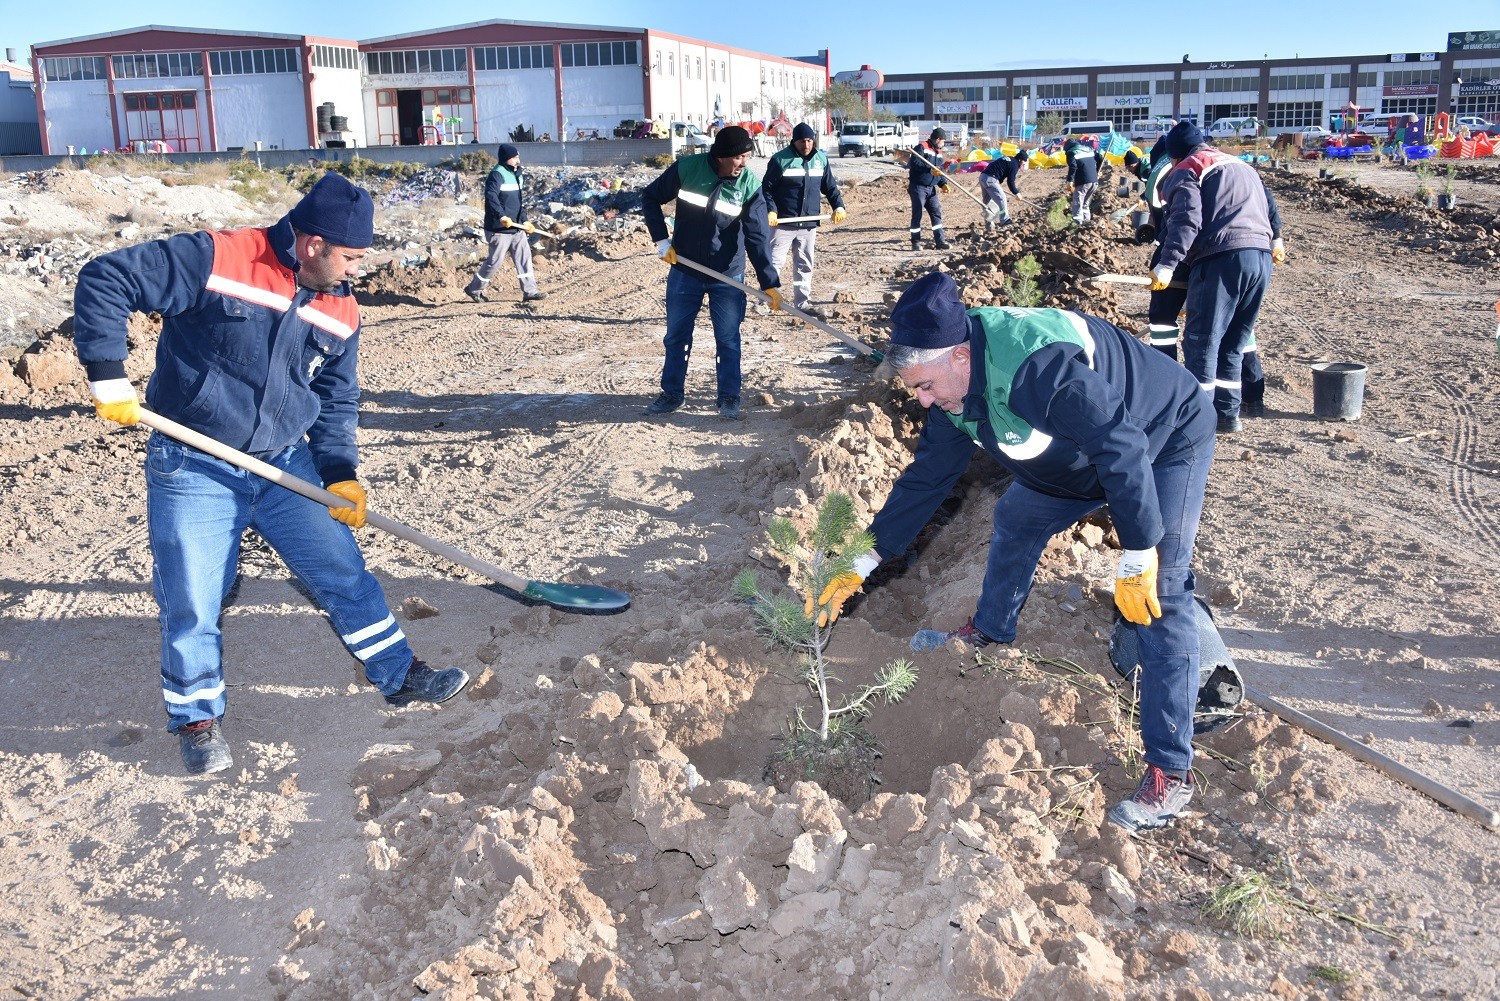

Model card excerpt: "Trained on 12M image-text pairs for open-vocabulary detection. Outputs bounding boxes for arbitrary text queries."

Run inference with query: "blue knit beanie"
[289,172,375,249]
[497,143,520,164]
[890,273,970,349]
[792,122,817,142]
[1165,121,1209,160]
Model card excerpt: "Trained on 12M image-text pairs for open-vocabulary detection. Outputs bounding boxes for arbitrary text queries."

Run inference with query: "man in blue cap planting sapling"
[818,272,1218,832]
[74,171,471,776]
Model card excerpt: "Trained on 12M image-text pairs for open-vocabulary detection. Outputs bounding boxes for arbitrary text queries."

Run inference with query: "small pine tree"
[1002,253,1044,307]
[1047,196,1073,232]
[734,493,917,747]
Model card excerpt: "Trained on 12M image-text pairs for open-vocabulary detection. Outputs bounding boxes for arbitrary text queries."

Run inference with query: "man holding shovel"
[907,126,953,250]
[761,123,847,319]
[74,172,470,776]
[817,272,1217,832]
[978,149,1028,232]
[465,142,547,304]
[640,125,782,420]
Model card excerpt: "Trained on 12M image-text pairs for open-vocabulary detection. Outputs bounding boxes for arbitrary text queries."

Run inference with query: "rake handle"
[135,409,532,594]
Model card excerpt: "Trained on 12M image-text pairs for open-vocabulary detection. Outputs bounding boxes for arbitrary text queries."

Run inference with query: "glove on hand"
[813,553,880,627]
[831,207,847,224]
[767,211,779,227]
[1114,548,1162,626]
[1149,266,1175,291]
[500,216,513,229]
[764,287,783,312]
[655,238,677,265]
[1271,237,1286,265]
[326,480,367,529]
[89,378,142,426]
[1064,183,1076,195]
[523,221,536,235]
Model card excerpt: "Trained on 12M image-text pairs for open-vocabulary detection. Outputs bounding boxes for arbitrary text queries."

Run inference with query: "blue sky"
[4,0,1495,74]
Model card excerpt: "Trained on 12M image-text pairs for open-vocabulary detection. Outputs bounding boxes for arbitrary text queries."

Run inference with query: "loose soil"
[1,154,1497,1000]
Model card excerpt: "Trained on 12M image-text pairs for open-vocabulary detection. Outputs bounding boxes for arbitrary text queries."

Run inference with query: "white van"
[1208,117,1260,140]
[1129,119,1171,143]
[1062,120,1115,140]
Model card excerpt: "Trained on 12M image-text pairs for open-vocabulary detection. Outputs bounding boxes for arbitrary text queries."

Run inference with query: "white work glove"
[89,378,142,425]
[812,552,881,627]
[1271,238,1286,265]
[1149,266,1175,291]
[655,238,677,265]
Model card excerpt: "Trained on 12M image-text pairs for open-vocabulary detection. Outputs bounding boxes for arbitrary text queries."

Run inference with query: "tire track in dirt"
[1433,378,1500,557]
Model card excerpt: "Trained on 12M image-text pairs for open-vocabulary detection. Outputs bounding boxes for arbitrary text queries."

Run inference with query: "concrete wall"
[207,75,305,151]
[560,64,643,135]
[310,66,366,148]
[0,138,671,174]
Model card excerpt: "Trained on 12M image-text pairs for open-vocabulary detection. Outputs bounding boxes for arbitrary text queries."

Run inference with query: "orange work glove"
[1114,549,1161,626]
[326,480,367,529]
[89,378,142,426]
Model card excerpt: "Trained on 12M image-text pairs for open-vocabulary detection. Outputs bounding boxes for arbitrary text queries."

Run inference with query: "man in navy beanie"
[72,170,470,776]
[761,122,847,318]
[465,143,547,304]
[1151,120,1274,432]
[817,272,1218,833]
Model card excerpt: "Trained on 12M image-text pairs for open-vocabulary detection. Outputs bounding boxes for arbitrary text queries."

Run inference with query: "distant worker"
[762,122,848,318]
[640,125,782,421]
[907,126,953,250]
[1064,135,1105,224]
[465,143,547,304]
[73,173,472,775]
[818,272,1218,833]
[978,148,1028,232]
[1150,121,1274,433]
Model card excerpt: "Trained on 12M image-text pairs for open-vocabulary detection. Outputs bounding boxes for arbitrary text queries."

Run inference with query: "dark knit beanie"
[497,143,520,163]
[890,273,970,349]
[1165,121,1209,160]
[711,125,754,158]
[289,172,375,249]
[929,126,947,141]
[792,122,817,142]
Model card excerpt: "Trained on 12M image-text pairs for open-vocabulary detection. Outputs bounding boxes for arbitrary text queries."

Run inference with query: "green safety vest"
[491,164,521,193]
[942,307,1094,460]
[675,152,761,219]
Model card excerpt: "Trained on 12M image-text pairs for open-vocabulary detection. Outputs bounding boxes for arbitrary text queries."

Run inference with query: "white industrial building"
[28,19,830,154]
[0,56,41,154]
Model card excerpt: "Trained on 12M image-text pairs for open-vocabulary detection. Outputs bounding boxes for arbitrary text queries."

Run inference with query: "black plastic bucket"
[1108,596,1245,735]
[1311,361,1367,420]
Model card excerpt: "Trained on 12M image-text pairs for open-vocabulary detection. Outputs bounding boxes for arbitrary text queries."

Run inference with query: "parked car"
[1207,116,1261,140]
[1455,115,1500,137]
[1128,118,1172,143]
[1297,125,1332,140]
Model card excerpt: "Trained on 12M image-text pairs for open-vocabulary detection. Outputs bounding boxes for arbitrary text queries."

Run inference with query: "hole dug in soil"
[292,393,1340,1001]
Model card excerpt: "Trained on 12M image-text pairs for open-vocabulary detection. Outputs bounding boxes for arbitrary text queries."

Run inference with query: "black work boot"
[934,235,952,250]
[385,659,470,707]
[178,718,232,775]
[641,392,685,416]
[910,236,922,250]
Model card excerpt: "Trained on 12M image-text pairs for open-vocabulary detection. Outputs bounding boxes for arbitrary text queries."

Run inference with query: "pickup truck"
[838,122,913,157]
[670,121,713,156]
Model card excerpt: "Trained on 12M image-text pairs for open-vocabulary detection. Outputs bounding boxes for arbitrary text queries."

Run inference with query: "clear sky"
[3,0,1496,74]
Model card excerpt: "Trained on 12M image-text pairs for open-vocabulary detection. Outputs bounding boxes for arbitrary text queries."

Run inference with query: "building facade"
[0,58,41,154]
[875,39,1500,138]
[30,20,829,153]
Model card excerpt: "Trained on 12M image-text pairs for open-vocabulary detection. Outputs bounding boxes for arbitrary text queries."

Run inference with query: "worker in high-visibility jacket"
[907,127,952,250]
[762,122,847,318]
[465,143,547,304]
[817,271,1217,833]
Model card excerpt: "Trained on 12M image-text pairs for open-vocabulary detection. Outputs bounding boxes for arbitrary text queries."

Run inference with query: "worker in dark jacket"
[978,150,1027,232]
[907,126,952,250]
[1064,136,1105,224]
[1151,121,1274,432]
[817,272,1216,833]
[762,122,847,317]
[73,173,470,775]
[465,143,546,304]
[640,125,782,420]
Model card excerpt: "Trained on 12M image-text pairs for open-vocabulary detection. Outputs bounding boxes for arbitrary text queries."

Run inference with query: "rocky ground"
[0,150,1497,1000]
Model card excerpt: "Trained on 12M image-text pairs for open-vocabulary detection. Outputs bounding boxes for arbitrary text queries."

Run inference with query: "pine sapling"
[734,492,917,746]
[1002,253,1044,308]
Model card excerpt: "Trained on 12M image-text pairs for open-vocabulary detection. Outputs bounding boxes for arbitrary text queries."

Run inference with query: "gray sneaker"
[178,718,232,775]
[464,286,486,303]
[717,396,742,420]
[642,392,685,415]
[1107,764,1194,832]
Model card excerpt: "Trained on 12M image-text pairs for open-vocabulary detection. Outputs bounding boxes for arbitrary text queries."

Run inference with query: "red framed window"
[123,90,202,152]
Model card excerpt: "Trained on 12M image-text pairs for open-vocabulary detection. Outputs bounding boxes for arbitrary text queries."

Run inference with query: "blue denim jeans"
[973,433,1213,773]
[662,265,746,401]
[145,432,413,730]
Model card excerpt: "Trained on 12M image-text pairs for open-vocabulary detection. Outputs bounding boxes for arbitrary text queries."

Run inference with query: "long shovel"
[937,171,1002,218]
[136,409,631,612]
[669,254,884,362]
[1039,249,1186,289]
[771,214,830,225]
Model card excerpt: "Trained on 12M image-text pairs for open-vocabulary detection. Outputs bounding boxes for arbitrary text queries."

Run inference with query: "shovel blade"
[521,579,632,611]
[1039,250,1104,278]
